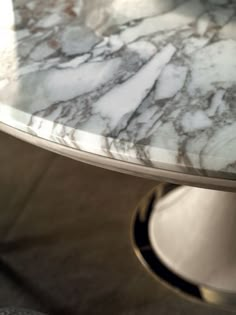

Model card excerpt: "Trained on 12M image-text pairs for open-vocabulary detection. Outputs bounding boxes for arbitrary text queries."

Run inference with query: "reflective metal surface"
[132,184,236,309]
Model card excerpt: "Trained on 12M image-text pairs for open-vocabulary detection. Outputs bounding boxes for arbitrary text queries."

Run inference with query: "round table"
[1,0,236,309]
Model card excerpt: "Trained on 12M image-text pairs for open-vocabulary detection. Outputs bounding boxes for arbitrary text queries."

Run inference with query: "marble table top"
[1,0,236,183]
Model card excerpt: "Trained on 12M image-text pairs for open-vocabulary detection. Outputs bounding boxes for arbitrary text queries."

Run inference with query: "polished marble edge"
[1,121,236,192]
[1,102,236,185]
[1,0,236,182]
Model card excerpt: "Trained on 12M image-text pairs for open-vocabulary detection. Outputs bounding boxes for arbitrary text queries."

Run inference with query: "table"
[1,0,236,309]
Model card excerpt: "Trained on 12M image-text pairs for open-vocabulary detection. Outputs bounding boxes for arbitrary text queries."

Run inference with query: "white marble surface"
[0,0,236,179]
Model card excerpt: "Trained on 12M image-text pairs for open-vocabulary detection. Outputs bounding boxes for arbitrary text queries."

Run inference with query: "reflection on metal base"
[132,184,236,309]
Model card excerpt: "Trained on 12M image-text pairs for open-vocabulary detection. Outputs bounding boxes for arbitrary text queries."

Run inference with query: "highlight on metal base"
[132,183,236,309]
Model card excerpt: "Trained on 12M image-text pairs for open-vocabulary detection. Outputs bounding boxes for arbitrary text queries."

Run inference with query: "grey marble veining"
[1,0,236,179]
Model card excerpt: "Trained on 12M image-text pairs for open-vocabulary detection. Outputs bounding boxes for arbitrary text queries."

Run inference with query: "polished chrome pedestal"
[133,184,236,308]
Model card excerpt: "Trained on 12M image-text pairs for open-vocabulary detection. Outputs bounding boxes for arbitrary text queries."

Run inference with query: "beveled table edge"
[1,122,235,192]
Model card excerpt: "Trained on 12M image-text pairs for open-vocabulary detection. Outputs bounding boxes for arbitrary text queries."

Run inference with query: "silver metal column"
[133,185,236,308]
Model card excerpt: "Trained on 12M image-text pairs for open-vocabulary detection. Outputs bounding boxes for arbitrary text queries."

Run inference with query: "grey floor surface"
[0,131,232,315]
